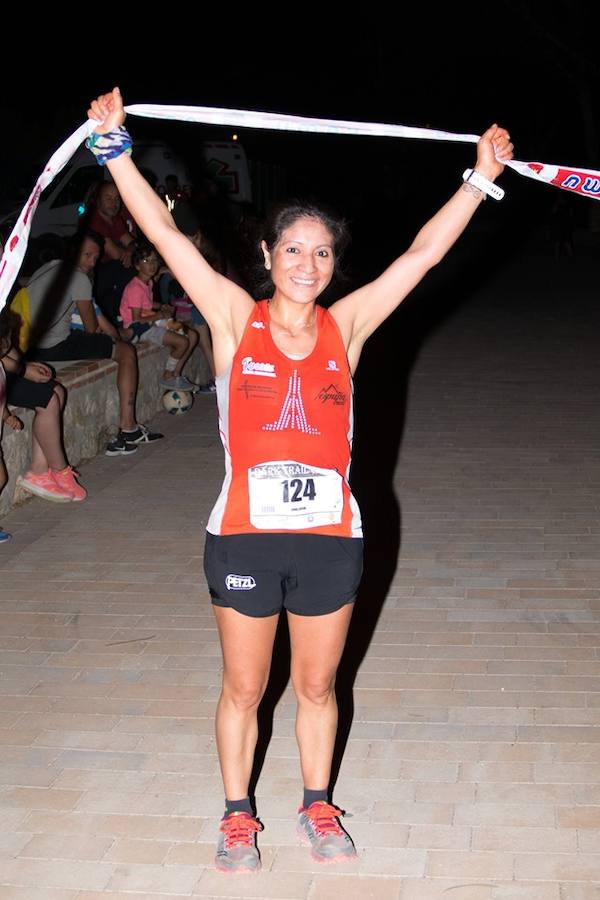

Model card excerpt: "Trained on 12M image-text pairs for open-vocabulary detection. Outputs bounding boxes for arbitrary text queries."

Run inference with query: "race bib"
[248,460,343,530]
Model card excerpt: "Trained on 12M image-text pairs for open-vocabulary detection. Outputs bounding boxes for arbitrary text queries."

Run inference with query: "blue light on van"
[77,203,86,217]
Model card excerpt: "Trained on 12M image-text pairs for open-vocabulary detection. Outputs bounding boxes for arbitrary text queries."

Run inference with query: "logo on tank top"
[327,360,339,371]
[242,356,276,378]
[251,321,266,329]
[315,384,347,406]
[237,379,277,400]
[226,574,257,591]
[263,369,320,435]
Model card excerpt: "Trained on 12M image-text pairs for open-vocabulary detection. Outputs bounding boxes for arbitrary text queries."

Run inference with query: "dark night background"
[1,3,598,316]
[2,4,598,256]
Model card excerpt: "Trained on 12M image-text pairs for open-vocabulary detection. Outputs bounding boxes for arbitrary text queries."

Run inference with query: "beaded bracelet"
[86,126,133,166]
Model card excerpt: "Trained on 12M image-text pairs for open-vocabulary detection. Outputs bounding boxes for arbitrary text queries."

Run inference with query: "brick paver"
[1,248,599,897]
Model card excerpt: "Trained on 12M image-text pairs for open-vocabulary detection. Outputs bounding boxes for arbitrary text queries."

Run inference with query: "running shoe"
[160,375,197,392]
[297,801,357,864]
[0,530,11,543]
[51,466,87,501]
[105,433,138,457]
[215,811,263,874]
[122,424,164,444]
[198,380,216,393]
[18,470,73,503]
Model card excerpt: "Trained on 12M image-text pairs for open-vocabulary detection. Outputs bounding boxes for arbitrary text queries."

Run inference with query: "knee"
[114,340,135,363]
[53,383,66,406]
[222,676,266,713]
[170,334,185,354]
[293,674,336,707]
[36,391,59,416]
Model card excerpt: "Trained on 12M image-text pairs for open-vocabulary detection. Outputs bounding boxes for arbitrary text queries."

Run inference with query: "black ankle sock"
[303,788,328,809]
[225,797,253,816]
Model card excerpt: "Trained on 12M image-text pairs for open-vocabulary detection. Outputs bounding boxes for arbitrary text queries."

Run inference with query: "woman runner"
[87,88,512,872]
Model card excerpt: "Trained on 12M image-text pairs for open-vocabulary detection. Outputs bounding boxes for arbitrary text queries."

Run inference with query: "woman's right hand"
[87,88,125,134]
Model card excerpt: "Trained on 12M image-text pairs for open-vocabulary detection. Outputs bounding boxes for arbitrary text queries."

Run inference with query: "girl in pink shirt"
[119,244,199,391]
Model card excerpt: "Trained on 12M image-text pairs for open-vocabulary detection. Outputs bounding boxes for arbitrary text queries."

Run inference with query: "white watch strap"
[462,168,505,201]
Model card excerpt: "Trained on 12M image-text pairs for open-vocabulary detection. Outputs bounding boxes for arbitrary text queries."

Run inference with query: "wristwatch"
[462,168,505,201]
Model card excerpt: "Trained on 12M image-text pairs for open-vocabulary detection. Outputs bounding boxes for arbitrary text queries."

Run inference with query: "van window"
[51,167,104,209]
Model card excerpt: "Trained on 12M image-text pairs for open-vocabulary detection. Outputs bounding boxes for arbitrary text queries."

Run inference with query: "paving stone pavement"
[0,248,599,898]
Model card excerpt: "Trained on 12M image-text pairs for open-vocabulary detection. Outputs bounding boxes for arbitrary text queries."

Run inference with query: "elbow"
[428,249,445,269]
[144,220,179,250]
[410,243,441,273]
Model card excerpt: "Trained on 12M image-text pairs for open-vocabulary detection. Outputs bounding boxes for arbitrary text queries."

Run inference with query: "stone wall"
[1,342,211,516]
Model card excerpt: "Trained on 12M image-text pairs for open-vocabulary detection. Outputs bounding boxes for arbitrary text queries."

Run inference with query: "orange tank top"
[207,300,362,537]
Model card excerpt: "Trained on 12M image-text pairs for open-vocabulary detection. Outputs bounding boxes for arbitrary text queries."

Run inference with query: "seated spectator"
[21,232,163,457]
[120,243,199,392]
[0,313,13,539]
[0,308,86,503]
[87,181,135,323]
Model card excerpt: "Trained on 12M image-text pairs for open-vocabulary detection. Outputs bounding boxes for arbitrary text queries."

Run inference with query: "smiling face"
[262,217,335,306]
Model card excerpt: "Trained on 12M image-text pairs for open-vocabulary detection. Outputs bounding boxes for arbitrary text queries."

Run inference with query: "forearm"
[103,236,129,263]
[107,154,176,246]
[105,152,222,304]
[410,149,504,265]
[132,308,164,324]
[1,352,25,376]
[97,314,119,339]
[410,180,487,265]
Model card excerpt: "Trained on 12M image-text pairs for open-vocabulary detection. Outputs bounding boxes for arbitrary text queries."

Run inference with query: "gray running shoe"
[297,801,356,864]
[160,375,197,392]
[215,811,262,874]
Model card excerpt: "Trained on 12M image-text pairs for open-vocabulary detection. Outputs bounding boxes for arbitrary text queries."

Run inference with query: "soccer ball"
[162,389,194,415]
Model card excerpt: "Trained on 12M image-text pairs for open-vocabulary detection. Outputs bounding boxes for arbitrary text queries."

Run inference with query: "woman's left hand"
[88,88,126,135]
[475,124,514,181]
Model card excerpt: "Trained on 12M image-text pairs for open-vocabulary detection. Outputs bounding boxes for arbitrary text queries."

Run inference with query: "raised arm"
[331,124,513,370]
[87,89,254,342]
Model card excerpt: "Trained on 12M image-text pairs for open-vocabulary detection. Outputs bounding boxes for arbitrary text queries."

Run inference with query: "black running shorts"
[204,532,363,618]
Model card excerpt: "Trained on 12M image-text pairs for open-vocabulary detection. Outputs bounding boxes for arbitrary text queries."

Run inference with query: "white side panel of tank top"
[347,378,363,538]
[206,364,233,535]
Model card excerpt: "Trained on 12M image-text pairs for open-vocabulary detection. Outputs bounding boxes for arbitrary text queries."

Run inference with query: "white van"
[1,138,259,274]
[0,142,193,272]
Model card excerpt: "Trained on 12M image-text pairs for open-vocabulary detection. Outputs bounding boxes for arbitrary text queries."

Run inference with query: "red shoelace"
[303,802,345,836]
[220,812,262,846]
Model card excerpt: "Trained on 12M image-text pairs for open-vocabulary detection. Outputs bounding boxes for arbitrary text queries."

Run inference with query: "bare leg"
[175,328,198,376]
[288,604,354,791]
[190,323,215,379]
[112,340,137,430]
[31,387,68,474]
[161,331,187,379]
[213,606,279,800]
